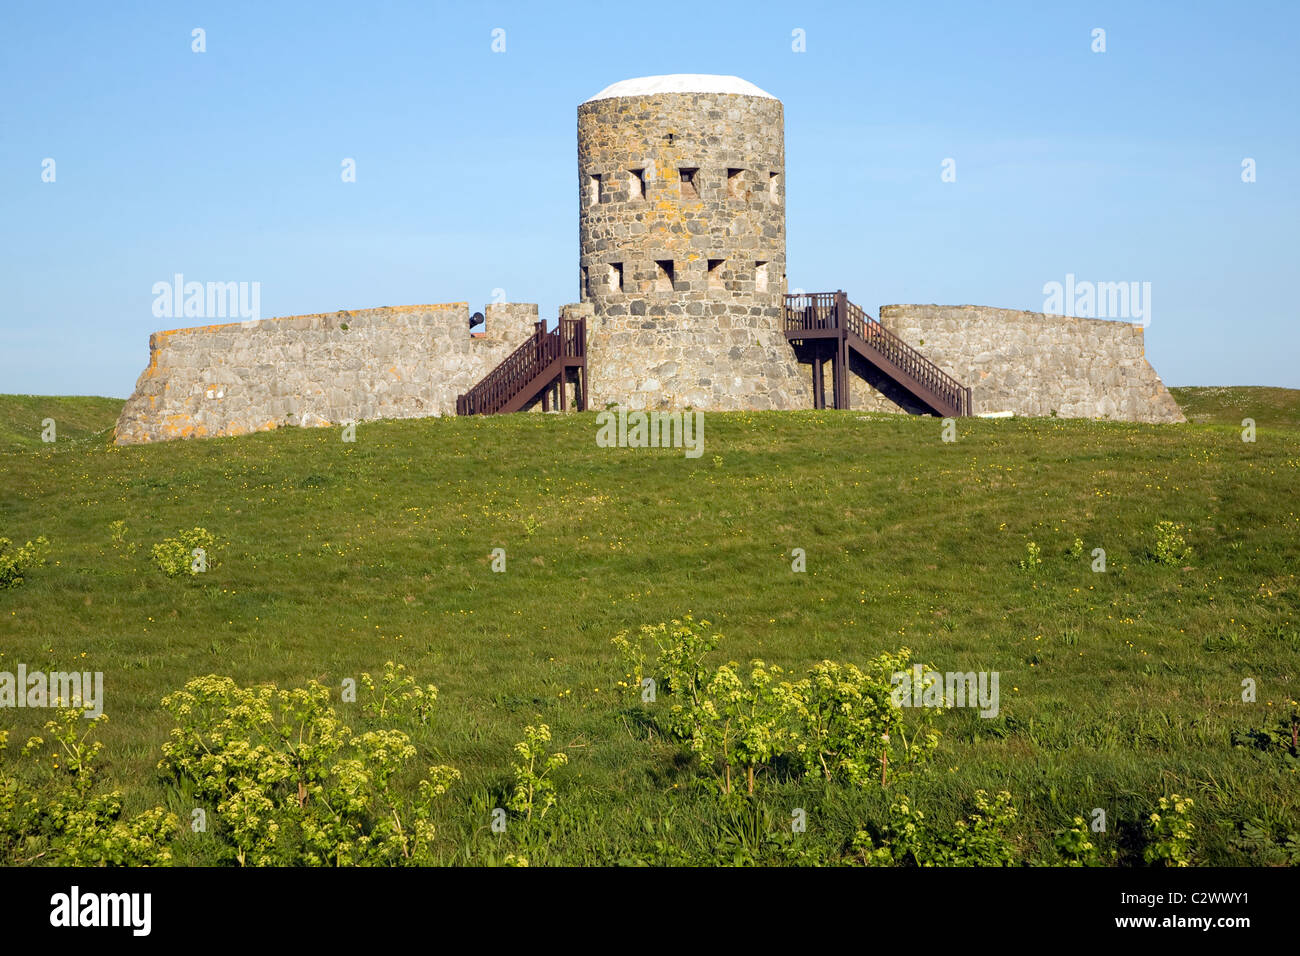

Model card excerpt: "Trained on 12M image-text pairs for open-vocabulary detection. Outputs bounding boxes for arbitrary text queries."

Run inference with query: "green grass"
[1170,386,1300,428]
[1,391,1298,865]
[0,394,124,451]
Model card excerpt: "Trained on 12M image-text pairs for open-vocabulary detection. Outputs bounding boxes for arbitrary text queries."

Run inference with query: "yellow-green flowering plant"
[854,790,1020,867]
[0,535,50,588]
[150,527,215,577]
[1151,521,1193,566]
[1144,794,1195,867]
[1017,540,1043,572]
[786,652,941,788]
[0,709,177,866]
[695,660,799,795]
[1054,815,1113,866]
[158,675,457,865]
[505,723,567,821]
[359,661,438,724]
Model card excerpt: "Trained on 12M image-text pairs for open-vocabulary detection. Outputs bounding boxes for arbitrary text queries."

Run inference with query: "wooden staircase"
[456,317,587,416]
[784,291,971,416]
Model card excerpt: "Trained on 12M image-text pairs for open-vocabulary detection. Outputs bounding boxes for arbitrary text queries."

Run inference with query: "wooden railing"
[783,291,840,331]
[456,317,586,416]
[785,292,972,416]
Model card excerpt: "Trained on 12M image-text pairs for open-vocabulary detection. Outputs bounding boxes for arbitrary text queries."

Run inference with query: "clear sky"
[2,0,1296,397]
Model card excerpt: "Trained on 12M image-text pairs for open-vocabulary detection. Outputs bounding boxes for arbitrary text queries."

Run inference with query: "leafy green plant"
[0,711,177,865]
[1144,794,1195,867]
[151,527,215,577]
[1229,701,1299,764]
[1067,537,1085,559]
[158,675,458,865]
[615,620,940,795]
[610,630,650,707]
[694,660,798,794]
[505,723,567,821]
[787,653,941,788]
[1231,818,1300,866]
[1017,540,1043,572]
[854,790,1021,867]
[0,535,50,588]
[359,661,438,724]
[1151,521,1193,566]
[651,616,721,739]
[1053,815,1113,866]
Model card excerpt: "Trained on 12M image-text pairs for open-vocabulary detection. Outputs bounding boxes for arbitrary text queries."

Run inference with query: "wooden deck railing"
[785,292,972,416]
[456,317,586,416]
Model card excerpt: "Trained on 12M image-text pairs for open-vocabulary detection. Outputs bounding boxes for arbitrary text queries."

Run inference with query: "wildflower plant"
[1054,815,1113,866]
[0,535,51,589]
[787,653,941,788]
[151,527,215,578]
[854,790,1020,867]
[695,660,798,794]
[617,619,940,794]
[1151,521,1193,566]
[158,675,458,865]
[1017,540,1043,573]
[1144,794,1195,866]
[0,709,177,865]
[358,661,438,724]
[505,723,567,820]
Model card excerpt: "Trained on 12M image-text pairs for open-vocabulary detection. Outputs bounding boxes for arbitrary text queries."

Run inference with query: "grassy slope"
[1170,386,1300,428]
[1,391,1298,864]
[0,395,124,450]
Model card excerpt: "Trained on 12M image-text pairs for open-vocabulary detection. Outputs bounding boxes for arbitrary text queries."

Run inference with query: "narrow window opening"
[707,258,725,289]
[629,168,645,199]
[587,173,600,205]
[581,266,589,299]
[654,260,675,291]
[769,171,780,204]
[678,167,699,198]
[755,261,769,293]
[609,262,623,292]
[727,168,745,199]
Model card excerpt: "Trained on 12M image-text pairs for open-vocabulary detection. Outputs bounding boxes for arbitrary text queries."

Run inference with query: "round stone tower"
[577,74,804,410]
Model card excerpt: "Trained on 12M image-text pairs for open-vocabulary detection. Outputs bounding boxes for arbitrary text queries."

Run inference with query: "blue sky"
[2,0,1296,396]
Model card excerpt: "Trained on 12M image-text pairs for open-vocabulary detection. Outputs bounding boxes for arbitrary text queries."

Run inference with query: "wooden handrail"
[784,293,972,416]
[457,317,586,416]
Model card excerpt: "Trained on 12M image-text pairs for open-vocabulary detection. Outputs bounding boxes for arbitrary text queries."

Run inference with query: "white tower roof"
[583,74,776,103]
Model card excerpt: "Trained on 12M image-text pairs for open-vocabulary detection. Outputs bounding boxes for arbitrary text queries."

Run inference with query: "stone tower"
[577,74,805,410]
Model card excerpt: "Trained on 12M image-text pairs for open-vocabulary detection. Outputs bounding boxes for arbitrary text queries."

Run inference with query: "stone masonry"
[875,305,1184,422]
[113,303,536,443]
[578,77,806,410]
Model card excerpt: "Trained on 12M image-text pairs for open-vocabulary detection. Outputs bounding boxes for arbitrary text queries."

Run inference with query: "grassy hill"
[1170,386,1300,428]
[1,390,1297,865]
[0,394,124,450]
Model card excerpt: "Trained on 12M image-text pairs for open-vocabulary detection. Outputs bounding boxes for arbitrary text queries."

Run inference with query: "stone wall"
[877,305,1185,423]
[113,302,537,444]
[577,87,805,410]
